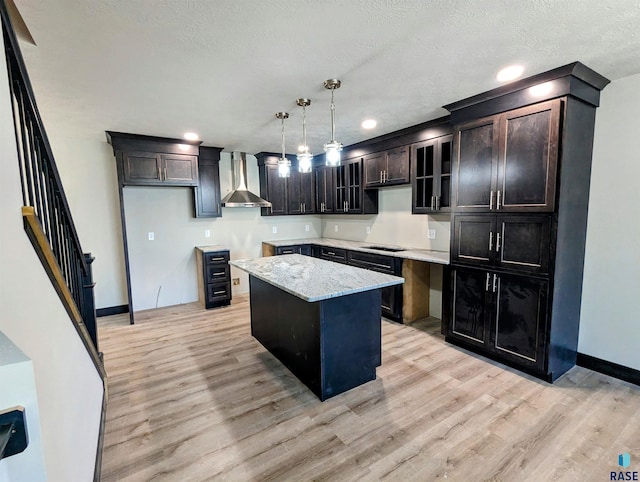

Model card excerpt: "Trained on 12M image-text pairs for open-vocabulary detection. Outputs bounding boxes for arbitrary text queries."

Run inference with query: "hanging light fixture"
[323,79,343,167]
[275,112,290,178]
[296,98,313,173]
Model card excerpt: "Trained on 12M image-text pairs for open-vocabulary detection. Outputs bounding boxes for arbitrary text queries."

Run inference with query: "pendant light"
[323,79,343,167]
[296,98,313,173]
[275,112,290,178]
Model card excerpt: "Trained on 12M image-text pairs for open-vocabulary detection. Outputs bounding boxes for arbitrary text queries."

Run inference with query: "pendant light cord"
[330,88,336,142]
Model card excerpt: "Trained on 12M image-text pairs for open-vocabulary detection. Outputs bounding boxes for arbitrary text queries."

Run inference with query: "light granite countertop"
[263,238,449,265]
[195,245,228,253]
[230,254,404,302]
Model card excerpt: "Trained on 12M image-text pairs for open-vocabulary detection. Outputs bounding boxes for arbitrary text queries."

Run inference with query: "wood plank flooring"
[99,295,639,481]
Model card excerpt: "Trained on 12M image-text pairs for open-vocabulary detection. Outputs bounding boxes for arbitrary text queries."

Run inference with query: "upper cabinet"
[107,132,201,188]
[411,134,452,214]
[451,99,561,213]
[335,157,378,214]
[363,146,410,188]
[194,146,222,218]
[257,153,315,216]
[315,164,336,214]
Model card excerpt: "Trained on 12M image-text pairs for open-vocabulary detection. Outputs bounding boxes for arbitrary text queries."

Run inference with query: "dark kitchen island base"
[249,275,382,401]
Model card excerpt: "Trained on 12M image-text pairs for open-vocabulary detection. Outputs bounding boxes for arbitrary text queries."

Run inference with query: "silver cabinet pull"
[436,196,440,210]
[489,232,494,251]
[157,166,162,180]
[209,257,225,262]
[485,272,491,291]
[384,170,387,183]
[164,167,167,180]
[496,190,501,210]
[327,251,335,255]
[321,201,325,213]
[492,273,498,293]
[213,272,225,276]
[213,290,226,295]
[345,201,349,212]
[490,190,494,210]
[495,232,501,252]
[430,196,435,210]
[380,171,382,183]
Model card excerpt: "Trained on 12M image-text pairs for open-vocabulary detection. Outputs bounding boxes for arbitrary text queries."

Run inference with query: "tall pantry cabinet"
[442,62,610,382]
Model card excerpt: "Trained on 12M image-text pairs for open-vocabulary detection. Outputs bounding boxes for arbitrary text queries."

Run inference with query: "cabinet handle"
[496,190,501,210]
[209,257,225,262]
[384,170,387,183]
[485,272,491,291]
[492,274,498,293]
[490,190,495,210]
[320,201,324,213]
[213,271,225,276]
[345,201,349,212]
[495,232,501,253]
[213,290,226,295]
[303,202,306,213]
[489,232,494,251]
[436,196,440,210]
[158,166,162,180]
[327,251,335,255]
[380,171,383,183]
[164,167,167,180]
[430,196,435,211]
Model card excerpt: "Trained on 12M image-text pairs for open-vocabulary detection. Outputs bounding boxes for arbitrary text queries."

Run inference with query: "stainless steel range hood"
[221,152,271,208]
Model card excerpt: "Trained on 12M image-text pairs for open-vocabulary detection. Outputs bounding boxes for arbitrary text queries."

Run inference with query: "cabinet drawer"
[207,281,231,304]
[347,251,401,275]
[204,251,230,266]
[275,245,312,256]
[319,247,347,264]
[206,264,230,283]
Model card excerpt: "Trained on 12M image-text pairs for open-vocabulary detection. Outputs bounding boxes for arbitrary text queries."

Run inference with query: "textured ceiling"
[12,0,640,155]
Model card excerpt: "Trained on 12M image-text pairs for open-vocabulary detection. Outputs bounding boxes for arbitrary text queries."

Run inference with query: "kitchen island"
[231,254,404,401]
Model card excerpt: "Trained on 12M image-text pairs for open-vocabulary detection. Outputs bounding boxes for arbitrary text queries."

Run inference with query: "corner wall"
[578,72,640,371]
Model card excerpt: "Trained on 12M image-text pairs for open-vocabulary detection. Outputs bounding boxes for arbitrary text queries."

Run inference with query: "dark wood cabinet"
[443,62,610,382]
[259,161,287,216]
[258,153,315,216]
[317,246,347,264]
[121,151,198,186]
[196,248,232,309]
[287,168,315,215]
[161,153,199,185]
[335,158,378,214]
[452,99,560,213]
[412,134,453,213]
[363,146,410,188]
[446,266,547,370]
[194,146,222,218]
[314,164,336,214]
[452,214,551,274]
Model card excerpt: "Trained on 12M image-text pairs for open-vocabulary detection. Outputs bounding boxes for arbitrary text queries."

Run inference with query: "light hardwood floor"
[99,295,639,481]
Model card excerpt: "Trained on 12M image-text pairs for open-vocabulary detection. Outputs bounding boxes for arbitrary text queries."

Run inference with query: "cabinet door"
[260,164,287,216]
[497,215,551,274]
[381,285,403,321]
[492,273,547,370]
[497,100,560,212]
[299,169,315,214]
[122,151,163,185]
[335,164,348,213]
[346,159,362,213]
[287,170,304,215]
[194,159,221,218]
[452,117,499,211]
[384,146,410,185]
[449,267,491,347]
[452,215,496,267]
[411,139,437,213]
[436,135,453,212]
[364,152,385,188]
[161,154,198,185]
[314,165,335,214]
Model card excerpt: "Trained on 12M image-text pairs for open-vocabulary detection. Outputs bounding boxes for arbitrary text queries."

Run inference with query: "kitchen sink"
[363,246,406,252]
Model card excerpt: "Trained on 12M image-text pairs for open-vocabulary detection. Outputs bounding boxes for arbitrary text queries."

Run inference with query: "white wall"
[124,153,323,311]
[321,185,450,318]
[579,72,640,371]
[0,39,104,481]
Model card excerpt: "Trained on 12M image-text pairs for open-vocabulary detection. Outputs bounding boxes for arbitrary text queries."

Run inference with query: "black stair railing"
[1,4,103,377]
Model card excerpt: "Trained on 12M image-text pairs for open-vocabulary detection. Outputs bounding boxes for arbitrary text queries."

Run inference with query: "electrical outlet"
[428,229,436,239]
[204,229,211,238]
[148,232,154,241]
[232,278,240,285]
[334,224,338,232]
[272,226,277,234]
[305,224,310,232]
[366,226,371,235]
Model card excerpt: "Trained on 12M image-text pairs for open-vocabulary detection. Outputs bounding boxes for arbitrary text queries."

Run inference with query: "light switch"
[428,229,436,239]
[148,232,154,241]
[204,229,211,238]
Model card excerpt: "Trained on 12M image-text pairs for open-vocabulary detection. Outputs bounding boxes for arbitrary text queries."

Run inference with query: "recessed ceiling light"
[183,132,199,141]
[496,65,524,82]
[362,119,377,129]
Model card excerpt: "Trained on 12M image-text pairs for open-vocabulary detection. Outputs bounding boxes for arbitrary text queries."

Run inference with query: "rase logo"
[611,452,638,481]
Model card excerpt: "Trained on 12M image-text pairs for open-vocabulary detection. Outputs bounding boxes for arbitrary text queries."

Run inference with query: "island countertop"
[262,238,449,265]
[230,254,404,302]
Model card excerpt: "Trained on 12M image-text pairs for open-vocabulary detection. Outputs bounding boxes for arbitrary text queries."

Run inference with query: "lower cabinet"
[196,248,232,309]
[275,244,312,256]
[445,266,548,373]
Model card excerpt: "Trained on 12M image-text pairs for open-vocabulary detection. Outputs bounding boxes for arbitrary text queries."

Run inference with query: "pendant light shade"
[275,112,290,178]
[323,79,343,167]
[296,98,313,173]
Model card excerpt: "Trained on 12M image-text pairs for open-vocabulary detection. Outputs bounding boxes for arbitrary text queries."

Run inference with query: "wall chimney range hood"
[221,152,271,208]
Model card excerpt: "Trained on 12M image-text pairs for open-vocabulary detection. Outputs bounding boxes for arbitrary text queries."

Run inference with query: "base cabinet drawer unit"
[317,246,348,264]
[196,247,232,309]
[274,244,312,256]
[348,251,403,321]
